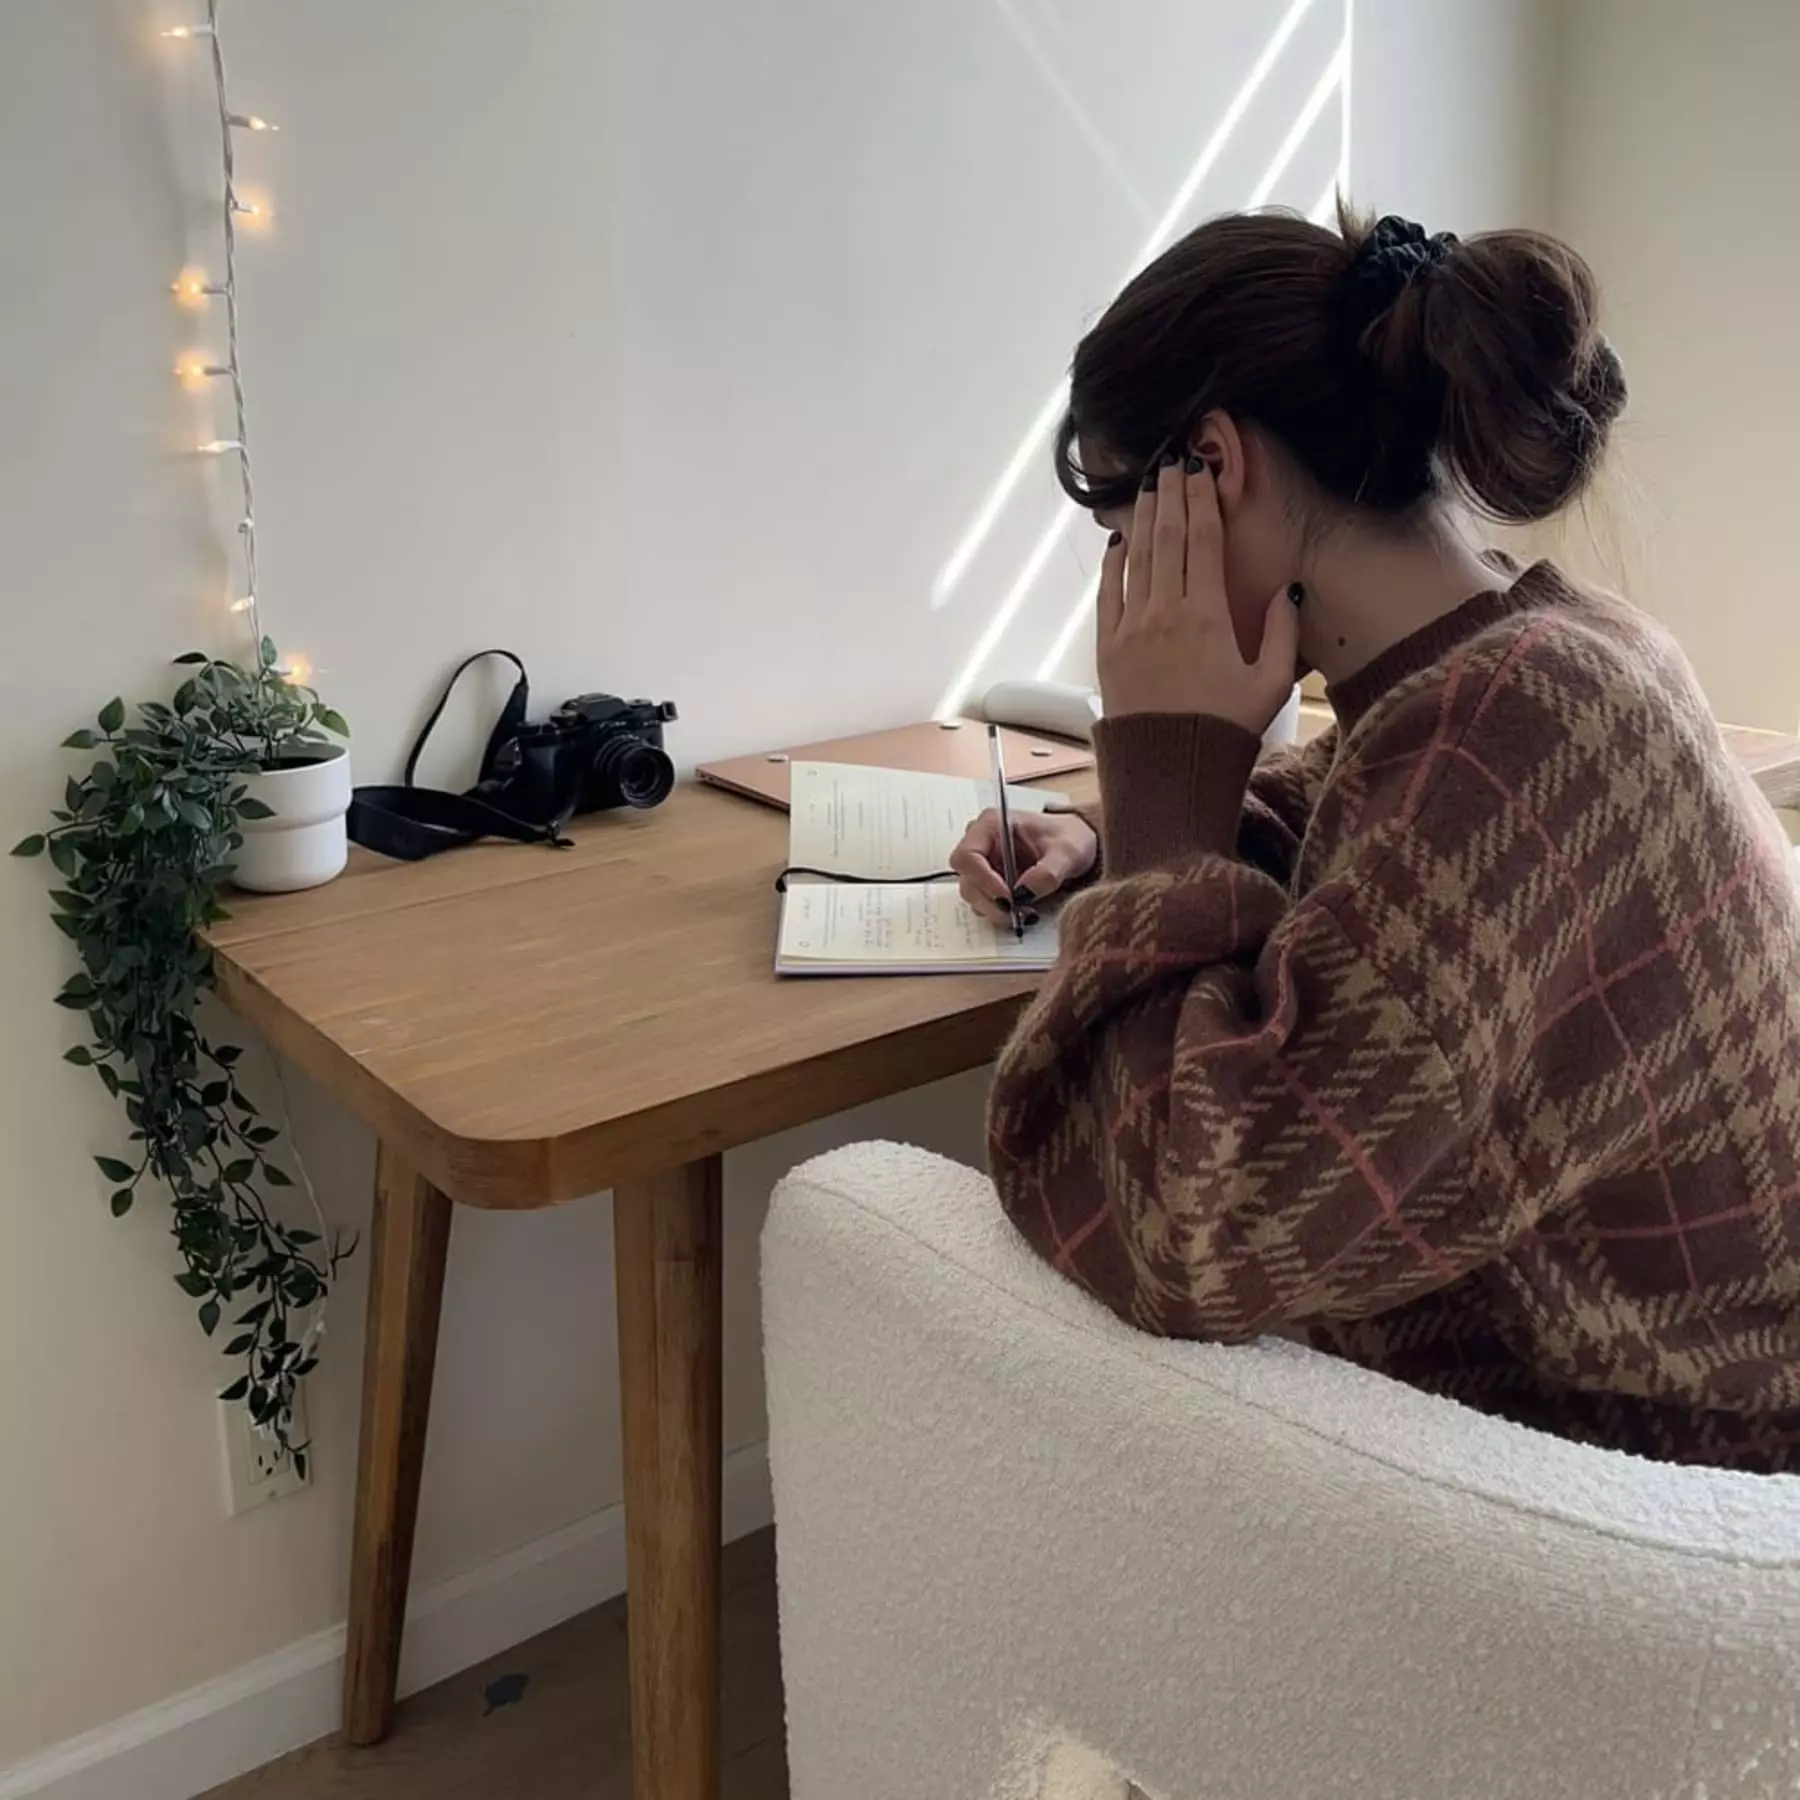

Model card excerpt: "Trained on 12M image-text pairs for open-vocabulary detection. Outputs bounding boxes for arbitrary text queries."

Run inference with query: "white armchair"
[763,1142,1800,1800]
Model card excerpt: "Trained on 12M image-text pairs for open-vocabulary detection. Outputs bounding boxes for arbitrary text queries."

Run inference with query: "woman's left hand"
[1096,455,1299,733]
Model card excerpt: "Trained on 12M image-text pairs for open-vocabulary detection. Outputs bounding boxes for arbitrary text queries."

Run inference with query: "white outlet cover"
[218,1379,312,1516]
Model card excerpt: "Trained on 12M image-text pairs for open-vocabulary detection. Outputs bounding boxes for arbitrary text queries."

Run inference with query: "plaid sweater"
[989,563,1800,1471]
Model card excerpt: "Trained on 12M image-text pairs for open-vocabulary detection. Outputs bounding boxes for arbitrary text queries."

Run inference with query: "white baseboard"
[0,1441,773,1800]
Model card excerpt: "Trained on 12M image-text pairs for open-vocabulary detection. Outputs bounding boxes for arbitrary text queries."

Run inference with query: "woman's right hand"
[949,809,1099,926]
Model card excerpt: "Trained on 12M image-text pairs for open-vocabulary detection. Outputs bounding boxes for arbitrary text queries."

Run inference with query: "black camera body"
[479,692,679,827]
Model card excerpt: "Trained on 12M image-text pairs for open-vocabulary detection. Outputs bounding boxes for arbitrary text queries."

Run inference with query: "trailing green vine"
[13,642,353,1472]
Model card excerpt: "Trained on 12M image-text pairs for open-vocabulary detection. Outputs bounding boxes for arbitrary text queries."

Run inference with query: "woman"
[952,207,1800,1470]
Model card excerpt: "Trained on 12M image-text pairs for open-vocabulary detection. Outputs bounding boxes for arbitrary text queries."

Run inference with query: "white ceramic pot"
[231,746,352,893]
[1263,683,1304,749]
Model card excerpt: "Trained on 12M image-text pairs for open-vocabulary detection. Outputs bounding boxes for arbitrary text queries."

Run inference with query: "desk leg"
[614,1156,724,1800]
[343,1144,454,1746]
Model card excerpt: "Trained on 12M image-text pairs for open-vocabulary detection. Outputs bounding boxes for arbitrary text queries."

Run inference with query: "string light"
[164,1,273,648]
[170,265,221,308]
[230,187,272,230]
[175,349,229,391]
[281,654,314,686]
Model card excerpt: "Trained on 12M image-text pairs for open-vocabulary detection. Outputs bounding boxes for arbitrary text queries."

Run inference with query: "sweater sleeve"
[987,705,1542,1342]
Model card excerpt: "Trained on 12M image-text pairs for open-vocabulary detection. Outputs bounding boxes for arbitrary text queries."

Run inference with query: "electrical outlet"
[218,1380,312,1515]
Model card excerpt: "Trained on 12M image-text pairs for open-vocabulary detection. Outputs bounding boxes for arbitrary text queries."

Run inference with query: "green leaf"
[214,1045,243,1067]
[110,1189,133,1217]
[222,1159,255,1183]
[47,837,78,878]
[175,1271,211,1298]
[63,1045,94,1066]
[315,708,350,738]
[236,797,276,821]
[98,696,126,733]
[95,1154,135,1183]
[218,1375,250,1402]
[173,651,210,666]
[260,637,278,670]
[264,1165,294,1188]
[288,1229,320,1245]
[61,729,100,750]
[63,777,83,813]
[198,1299,220,1335]
[56,976,96,1009]
[236,1299,273,1327]
[223,1332,257,1356]
[9,834,46,857]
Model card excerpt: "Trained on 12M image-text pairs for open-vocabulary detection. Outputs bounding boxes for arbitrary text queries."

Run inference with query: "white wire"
[202,0,261,652]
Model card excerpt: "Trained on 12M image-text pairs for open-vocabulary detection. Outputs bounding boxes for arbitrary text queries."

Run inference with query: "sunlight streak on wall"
[928,0,1318,613]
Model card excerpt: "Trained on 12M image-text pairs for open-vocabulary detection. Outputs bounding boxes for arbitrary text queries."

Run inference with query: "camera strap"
[348,650,574,862]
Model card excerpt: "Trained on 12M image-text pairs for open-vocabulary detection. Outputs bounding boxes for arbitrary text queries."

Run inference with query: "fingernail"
[1139,463,1159,492]
[1185,453,1206,475]
[1107,529,1123,547]
[1287,581,1306,605]
[1011,882,1035,905]
[1018,908,1040,928]
[1159,447,1181,467]
[995,894,1012,913]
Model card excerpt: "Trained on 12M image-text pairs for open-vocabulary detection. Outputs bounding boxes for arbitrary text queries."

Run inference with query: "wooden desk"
[207,717,1799,1799]
[208,771,1095,1799]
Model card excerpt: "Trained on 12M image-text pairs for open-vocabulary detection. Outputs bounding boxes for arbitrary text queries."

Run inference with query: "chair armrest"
[763,1142,1800,1800]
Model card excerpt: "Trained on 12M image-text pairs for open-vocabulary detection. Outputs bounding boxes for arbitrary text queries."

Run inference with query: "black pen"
[987,724,1026,942]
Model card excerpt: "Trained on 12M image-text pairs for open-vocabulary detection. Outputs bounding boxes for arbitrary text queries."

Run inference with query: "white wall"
[0,0,1554,1772]
[1546,0,1800,731]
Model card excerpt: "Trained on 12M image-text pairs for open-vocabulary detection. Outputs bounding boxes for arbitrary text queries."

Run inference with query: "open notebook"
[775,761,1063,976]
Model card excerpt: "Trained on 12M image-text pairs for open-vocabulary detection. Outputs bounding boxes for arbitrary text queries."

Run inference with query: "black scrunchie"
[1340,214,1459,339]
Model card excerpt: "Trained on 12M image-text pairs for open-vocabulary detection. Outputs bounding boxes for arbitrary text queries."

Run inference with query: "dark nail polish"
[1160,447,1181,467]
[1287,581,1306,605]
[1018,908,1040,928]
[1011,882,1035,905]
[1107,529,1123,547]
[1185,453,1206,475]
[1139,463,1159,492]
[995,894,1012,913]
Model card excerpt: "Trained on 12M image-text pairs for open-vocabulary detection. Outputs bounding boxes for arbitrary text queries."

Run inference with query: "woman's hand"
[1097,455,1299,733]
[950,809,1098,925]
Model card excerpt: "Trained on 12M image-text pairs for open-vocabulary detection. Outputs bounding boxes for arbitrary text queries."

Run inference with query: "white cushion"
[764,1141,1800,1800]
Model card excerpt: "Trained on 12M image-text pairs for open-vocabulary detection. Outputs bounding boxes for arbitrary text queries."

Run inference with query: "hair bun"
[1347,213,1625,525]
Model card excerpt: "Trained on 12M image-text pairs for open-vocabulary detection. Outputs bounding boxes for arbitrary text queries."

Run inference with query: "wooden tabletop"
[209,770,1097,1209]
[210,712,1799,1212]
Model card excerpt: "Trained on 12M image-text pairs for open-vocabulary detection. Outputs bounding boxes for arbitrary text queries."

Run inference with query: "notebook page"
[777,882,1058,967]
[788,761,1061,880]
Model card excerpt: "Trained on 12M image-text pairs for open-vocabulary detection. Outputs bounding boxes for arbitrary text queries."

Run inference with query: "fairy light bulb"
[229,113,278,132]
[231,188,273,230]
[174,349,220,392]
[160,23,212,38]
[171,266,212,308]
[282,654,314,686]
[197,439,241,456]
[230,596,255,614]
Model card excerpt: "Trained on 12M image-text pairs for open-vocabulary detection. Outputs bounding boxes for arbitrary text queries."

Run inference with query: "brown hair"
[1054,200,1627,528]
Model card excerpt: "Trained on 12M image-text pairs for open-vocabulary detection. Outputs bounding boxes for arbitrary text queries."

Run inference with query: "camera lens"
[596,737,676,810]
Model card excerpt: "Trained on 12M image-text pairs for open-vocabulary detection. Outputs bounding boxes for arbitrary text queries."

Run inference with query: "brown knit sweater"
[988,562,1800,1471]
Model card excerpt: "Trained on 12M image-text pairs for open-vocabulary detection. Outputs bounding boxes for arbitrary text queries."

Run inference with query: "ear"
[1189,410,1249,508]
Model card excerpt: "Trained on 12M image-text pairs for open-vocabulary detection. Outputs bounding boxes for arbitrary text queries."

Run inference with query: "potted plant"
[12,639,354,1469]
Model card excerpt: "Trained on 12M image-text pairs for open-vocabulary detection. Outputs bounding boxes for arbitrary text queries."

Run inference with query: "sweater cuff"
[1093,713,1261,875]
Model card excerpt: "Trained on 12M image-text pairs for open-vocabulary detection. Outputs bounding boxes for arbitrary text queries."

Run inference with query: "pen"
[988,723,1026,942]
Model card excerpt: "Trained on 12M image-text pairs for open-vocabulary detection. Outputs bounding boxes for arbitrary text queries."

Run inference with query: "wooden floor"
[205,1531,787,1800]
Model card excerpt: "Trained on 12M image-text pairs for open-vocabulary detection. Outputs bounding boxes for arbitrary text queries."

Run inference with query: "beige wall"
[0,0,1555,1773]
[1545,0,1800,730]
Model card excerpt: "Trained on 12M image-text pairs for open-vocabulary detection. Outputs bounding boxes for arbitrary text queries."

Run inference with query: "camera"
[479,692,679,827]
